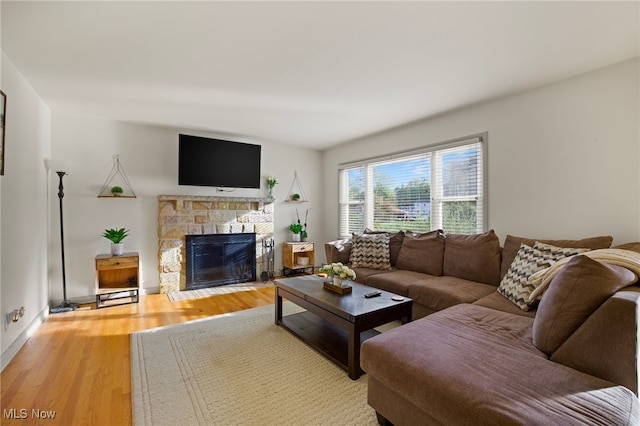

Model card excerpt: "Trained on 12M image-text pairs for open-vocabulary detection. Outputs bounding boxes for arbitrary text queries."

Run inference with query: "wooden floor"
[0,286,276,425]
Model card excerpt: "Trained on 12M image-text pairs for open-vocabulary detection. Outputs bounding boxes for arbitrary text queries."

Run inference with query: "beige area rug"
[167,281,274,302]
[131,303,379,425]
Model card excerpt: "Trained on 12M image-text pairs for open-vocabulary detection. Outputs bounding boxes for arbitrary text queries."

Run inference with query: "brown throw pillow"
[395,230,445,276]
[532,255,637,356]
[443,230,501,285]
[500,234,614,279]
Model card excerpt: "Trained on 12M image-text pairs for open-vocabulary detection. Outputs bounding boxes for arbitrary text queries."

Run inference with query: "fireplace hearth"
[185,233,256,290]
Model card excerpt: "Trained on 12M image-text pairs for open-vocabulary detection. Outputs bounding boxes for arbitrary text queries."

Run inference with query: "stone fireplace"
[157,195,274,293]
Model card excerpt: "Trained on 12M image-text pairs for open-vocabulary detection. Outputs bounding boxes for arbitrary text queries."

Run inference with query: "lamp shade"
[44,158,72,173]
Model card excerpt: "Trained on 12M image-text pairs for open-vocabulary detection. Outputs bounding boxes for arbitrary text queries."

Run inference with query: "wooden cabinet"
[283,242,315,274]
[95,252,140,308]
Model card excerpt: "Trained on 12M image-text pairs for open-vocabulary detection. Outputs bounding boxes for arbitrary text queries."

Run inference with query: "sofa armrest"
[324,238,353,265]
[551,285,640,394]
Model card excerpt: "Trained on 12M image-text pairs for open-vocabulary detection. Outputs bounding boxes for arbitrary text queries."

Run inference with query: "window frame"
[338,133,487,237]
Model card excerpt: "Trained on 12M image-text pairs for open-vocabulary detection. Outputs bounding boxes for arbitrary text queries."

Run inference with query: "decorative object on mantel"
[285,170,308,202]
[266,176,278,199]
[320,262,356,294]
[98,154,137,198]
[102,227,130,256]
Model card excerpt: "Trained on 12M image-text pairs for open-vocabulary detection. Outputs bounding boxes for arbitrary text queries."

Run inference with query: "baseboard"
[1,305,49,372]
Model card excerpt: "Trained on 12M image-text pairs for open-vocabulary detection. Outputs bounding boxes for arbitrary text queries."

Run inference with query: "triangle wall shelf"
[285,170,309,203]
[98,155,137,198]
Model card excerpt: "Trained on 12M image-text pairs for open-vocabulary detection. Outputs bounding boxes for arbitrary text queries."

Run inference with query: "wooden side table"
[282,242,315,275]
[95,252,140,308]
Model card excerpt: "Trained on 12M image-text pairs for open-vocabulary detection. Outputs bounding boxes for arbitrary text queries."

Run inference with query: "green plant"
[291,193,301,201]
[111,186,123,194]
[288,223,303,234]
[102,228,129,243]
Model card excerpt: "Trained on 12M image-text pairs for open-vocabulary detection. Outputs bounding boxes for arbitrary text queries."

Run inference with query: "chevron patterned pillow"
[497,242,590,311]
[349,233,391,270]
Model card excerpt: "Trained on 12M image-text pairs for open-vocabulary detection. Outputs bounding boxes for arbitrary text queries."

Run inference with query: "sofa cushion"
[361,303,639,426]
[407,276,496,312]
[352,267,393,285]
[473,291,537,318]
[365,269,429,297]
[497,242,589,311]
[443,229,501,285]
[613,241,640,254]
[550,286,640,394]
[500,234,613,279]
[395,230,444,275]
[364,229,405,266]
[349,233,391,270]
[532,256,637,355]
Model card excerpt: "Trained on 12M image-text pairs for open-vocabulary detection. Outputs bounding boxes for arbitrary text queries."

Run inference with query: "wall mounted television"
[178,134,262,189]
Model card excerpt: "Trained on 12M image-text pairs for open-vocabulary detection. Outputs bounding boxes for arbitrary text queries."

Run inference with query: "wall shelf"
[98,154,137,198]
[285,170,309,202]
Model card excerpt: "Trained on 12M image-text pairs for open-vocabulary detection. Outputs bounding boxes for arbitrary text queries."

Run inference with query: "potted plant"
[288,223,303,242]
[102,227,129,256]
[319,262,357,287]
[291,193,301,201]
[111,186,124,196]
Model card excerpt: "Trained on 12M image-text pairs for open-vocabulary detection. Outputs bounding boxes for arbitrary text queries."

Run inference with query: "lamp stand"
[50,171,78,314]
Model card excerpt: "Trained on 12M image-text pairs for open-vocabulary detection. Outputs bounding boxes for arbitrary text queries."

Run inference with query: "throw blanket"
[528,248,640,302]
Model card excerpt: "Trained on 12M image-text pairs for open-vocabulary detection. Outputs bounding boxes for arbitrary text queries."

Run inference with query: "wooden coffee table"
[275,275,412,380]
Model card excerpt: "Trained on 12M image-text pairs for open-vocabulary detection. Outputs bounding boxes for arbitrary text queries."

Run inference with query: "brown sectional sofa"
[324,230,640,425]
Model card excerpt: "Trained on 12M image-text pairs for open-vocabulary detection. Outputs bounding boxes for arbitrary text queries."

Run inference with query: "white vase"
[333,276,343,287]
[111,243,124,256]
[291,233,301,242]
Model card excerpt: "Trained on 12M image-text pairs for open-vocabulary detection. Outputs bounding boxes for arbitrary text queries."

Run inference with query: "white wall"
[51,114,323,301]
[1,54,52,369]
[322,58,640,247]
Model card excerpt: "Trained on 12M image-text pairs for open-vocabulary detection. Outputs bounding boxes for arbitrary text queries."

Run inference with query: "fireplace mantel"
[158,195,274,203]
[157,194,274,293]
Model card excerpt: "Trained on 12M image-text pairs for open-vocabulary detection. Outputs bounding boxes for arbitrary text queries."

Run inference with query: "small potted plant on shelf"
[102,227,130,256]
[111,186,124,197]
[291,193,301,201]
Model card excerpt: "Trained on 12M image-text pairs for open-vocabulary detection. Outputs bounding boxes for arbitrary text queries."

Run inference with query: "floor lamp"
[50,170,78,314]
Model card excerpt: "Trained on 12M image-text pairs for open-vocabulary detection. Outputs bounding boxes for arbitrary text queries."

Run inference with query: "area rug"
[131,303,378,425]
[167,281,274,302]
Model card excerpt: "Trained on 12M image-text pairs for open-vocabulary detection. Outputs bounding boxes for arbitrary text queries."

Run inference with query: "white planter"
[111,243,124,256]
[333,276,343,287]
[291,233,301,242]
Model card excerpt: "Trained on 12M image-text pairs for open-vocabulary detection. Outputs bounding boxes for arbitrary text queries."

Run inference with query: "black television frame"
[178,134,262,189]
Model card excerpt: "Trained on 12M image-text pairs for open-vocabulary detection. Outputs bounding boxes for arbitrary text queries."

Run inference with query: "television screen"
[179,134,261,189]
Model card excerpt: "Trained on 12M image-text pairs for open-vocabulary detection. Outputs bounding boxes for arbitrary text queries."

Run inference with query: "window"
[338,134,486,237]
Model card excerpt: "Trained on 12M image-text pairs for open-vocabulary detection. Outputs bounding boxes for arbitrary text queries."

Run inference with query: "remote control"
[364,291,382,298]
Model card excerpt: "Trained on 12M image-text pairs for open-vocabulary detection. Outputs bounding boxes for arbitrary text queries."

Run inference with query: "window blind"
[338,134,485,237]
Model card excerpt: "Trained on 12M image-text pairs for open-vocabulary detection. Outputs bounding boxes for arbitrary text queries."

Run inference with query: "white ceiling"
[2,1,638,150]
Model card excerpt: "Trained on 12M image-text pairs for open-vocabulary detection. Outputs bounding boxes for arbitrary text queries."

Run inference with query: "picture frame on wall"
[0,90,6,176]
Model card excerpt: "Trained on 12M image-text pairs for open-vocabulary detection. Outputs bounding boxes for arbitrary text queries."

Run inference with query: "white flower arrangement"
[320,262,356,281]
[266,176,278,188]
